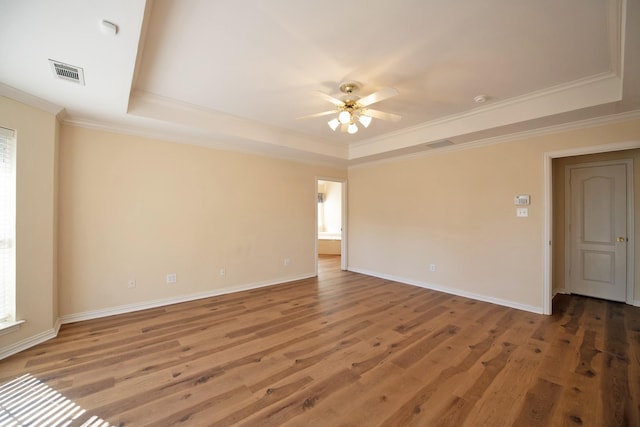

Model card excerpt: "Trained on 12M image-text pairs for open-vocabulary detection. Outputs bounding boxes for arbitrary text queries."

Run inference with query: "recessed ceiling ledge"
[349,72,622,159]
[129,90,347,160]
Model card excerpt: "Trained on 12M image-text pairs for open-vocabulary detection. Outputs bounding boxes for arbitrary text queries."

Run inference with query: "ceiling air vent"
[48,59,85,85]
[425,139,454,149]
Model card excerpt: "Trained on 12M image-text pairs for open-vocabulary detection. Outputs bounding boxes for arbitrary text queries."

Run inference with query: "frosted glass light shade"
[359,115,372,128]
[347,123,358,134]
[338,111,351,124]
[328,118,340,131]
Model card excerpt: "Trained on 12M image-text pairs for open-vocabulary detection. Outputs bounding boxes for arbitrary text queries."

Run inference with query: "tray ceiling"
[1,0,638,166]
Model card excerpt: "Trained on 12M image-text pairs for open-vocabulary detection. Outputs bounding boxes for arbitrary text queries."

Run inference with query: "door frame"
[563,159,633,301]
[544,140,640,314]
[315,176,347,273]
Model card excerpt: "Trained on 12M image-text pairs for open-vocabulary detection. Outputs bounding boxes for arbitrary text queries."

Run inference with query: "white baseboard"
[59,272,316,324]
[348,266,544,314]
[53,317,61,335]
[0,326,59,361]
[0,273,315,361]
[633,300,640,307]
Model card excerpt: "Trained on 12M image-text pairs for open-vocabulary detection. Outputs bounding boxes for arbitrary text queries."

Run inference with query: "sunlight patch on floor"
[0,374,112,427]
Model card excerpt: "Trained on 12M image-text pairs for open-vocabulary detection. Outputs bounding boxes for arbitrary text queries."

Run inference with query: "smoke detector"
[48,59,85,85]
[473,94,489,104]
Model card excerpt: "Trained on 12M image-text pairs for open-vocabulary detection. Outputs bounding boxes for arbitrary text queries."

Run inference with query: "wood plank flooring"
[1,255,639,426]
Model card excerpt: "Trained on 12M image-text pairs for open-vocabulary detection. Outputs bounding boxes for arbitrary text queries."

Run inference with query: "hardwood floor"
[1,255,639,426]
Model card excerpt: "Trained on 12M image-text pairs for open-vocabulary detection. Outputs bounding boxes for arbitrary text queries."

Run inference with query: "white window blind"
[0,126,16,324]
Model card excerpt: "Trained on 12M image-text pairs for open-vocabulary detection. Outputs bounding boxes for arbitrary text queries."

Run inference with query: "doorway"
[565,161,630,301]
[316,178,347,274]
[548,148,638,313]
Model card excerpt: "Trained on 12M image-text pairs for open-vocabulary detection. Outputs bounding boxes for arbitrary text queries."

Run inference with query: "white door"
[568,163,628,301]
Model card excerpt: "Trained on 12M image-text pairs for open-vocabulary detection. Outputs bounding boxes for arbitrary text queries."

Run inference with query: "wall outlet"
[166,273,177,284]
[284,258,290,266]
[127,279,136,288]
[219,268,226,277]
[429,264,436,272]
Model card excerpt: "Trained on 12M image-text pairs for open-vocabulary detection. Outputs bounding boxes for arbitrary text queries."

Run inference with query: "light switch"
[516,208,528,217]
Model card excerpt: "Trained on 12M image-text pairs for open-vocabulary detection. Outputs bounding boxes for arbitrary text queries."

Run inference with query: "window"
[317,191,325,232]
[0,126,16,327]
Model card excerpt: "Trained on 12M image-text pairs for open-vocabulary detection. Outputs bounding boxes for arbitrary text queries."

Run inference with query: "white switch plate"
[516,208,529,217]
[219,268,226,276]
[284,258,290,266]
[127,279,136,288]
[166,273,177,284]
[429,264,436,272]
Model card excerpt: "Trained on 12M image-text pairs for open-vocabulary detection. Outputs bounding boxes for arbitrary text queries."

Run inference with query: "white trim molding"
[0,320,25,337]
[59,273,316,325]
[348,267,543,315]
[350,110,640,170]
[0,83,64,116]
[1,274,315,360]
[349,72,624,160]
[0,324,58,361]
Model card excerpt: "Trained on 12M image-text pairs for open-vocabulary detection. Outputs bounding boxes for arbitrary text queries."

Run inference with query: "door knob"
[617,237,626,242]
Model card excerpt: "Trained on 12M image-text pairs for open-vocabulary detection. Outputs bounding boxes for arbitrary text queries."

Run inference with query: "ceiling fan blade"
[364,109,402,122]
[357,87,399,107]
[314,91,345,107]
[296,110,338,120]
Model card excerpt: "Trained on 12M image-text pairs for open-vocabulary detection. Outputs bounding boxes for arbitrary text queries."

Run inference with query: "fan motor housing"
[339,82,360,95]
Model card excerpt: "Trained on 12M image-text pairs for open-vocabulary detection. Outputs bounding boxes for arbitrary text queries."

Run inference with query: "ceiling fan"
[298,82,401,134]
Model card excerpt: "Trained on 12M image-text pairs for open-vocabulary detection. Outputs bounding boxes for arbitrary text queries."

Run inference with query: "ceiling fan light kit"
[338,110,351,124]
[359,115,372,128]
[298,81,400,135]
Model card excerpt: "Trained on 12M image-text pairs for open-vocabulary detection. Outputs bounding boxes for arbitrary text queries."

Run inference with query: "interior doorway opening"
[548,146,639,314]
[316,178,346,274]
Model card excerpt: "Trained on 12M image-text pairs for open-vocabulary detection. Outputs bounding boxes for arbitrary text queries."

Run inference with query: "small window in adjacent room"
[0,126,16,329]
[317,192,325,231]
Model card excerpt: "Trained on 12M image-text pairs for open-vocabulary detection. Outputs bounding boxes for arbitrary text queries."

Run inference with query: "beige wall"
[2,90,639,357]
[0,96,58,351]
[552,149,640,299]
[58,125,345,317]
[348,118,640,312]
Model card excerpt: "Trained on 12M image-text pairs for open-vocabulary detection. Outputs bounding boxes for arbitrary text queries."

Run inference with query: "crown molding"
[0,82,64,116]
[348,109,640,169]
[349,72,622,160]
[128,90,347,160]
[62,115,348,169]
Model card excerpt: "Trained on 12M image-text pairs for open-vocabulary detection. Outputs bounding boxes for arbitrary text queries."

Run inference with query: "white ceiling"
[1,0,639,166]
